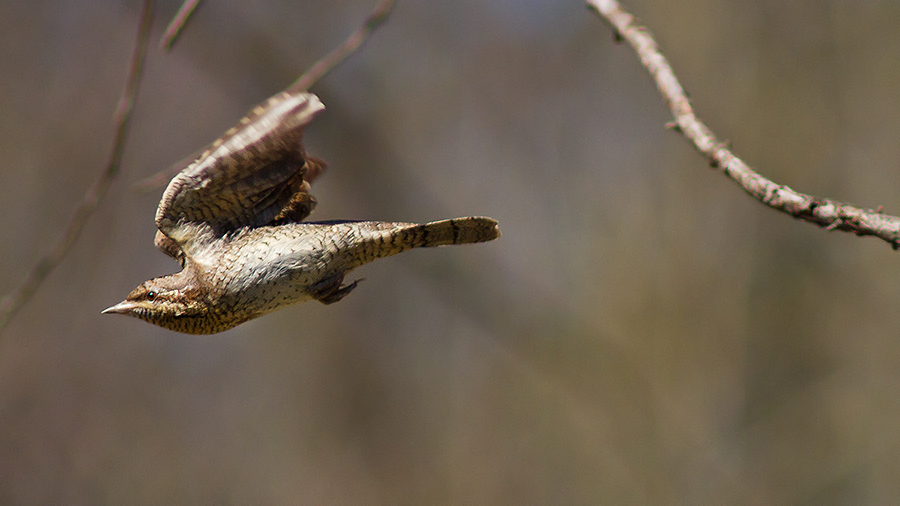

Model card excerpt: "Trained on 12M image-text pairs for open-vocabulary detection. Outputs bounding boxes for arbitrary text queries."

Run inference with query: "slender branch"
[161,0,202,51]
[136,0,397,192]
[288,0,396,93]
[0,0,154,335]
[587,0,900,250]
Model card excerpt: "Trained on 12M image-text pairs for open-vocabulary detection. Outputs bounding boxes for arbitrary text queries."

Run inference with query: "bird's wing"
[154,92,325,256]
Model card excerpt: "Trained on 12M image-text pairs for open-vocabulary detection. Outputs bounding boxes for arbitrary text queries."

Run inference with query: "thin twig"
[161,0,202,51]
[137,0,397,192]
[0,0,154,335]
[587,0,900,250]
[288,0,396,93]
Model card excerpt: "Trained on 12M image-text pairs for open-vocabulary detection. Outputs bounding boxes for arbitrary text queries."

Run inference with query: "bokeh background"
[3,0,900,504]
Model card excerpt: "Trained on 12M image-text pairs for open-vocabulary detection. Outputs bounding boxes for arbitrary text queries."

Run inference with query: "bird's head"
[102,271,213,334]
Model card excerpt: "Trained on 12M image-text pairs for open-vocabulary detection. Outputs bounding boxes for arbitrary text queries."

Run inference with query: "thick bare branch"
[0,0,154,335]
[587,0,900,250]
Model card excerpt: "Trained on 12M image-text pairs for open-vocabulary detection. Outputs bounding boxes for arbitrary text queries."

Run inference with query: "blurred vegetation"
[2,1,900,504]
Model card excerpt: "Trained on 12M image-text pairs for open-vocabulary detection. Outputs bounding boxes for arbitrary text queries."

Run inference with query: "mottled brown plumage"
[103,92,499,334]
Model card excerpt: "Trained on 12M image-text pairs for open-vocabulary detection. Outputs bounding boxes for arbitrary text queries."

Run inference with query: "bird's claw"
[310,273,361,304]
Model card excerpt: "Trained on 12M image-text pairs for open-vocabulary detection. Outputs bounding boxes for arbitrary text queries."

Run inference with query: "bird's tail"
[345,217,500,268]
[405,217,501,247]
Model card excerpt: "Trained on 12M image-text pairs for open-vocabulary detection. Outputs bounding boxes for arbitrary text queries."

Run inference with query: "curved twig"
[0,0,154,335]
[587,0,900,250]
[137,0,397,192]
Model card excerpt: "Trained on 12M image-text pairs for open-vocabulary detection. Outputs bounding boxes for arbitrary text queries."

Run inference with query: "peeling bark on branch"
[587,0,900,250]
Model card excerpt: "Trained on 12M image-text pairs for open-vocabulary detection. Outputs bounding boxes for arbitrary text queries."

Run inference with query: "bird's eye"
[146,291,157,301]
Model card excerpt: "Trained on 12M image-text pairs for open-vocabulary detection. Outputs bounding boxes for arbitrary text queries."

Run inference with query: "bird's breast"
[202,226,345,316]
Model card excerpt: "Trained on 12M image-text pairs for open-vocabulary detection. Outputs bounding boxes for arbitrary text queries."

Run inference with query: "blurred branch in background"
[0,0,396,336]
[587,0,900,250]
[288,0,396,94]
[160,0,203,51]
[136,0,397,191]
[0,0,154,336]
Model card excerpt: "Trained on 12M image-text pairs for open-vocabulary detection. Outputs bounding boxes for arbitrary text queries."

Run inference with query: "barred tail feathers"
[410,217,501,247]
[346,217,499,268]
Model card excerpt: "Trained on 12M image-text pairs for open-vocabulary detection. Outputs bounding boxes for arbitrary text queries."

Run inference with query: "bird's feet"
[310,272,361,304]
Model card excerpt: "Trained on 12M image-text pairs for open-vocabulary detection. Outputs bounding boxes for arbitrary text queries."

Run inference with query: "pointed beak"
[101,301,136,315]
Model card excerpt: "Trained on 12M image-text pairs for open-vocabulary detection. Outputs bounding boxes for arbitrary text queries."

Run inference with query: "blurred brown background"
[3,0,900,504]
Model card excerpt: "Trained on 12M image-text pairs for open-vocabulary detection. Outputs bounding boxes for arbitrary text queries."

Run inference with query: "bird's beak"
[101,301,136,315]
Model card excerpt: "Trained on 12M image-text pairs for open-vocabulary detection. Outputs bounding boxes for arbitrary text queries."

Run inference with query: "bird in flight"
[103,91,499,334]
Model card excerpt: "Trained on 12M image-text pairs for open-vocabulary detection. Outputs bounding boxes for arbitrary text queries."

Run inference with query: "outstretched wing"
[154,92,326,258]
